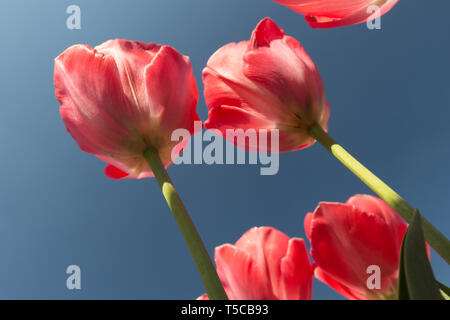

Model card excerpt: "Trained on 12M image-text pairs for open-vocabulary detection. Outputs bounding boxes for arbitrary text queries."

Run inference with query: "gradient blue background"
[0,0,448,299]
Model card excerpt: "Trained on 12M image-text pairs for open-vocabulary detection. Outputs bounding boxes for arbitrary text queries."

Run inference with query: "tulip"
[203,18,330,153]
[54,39,200,179]
[272,0,399,28]
[54,40,227,299]
[198,227,313,300]
[304,194,413,299]
[202,17,449,263]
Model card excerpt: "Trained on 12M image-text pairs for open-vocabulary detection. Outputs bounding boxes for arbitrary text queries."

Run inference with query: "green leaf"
[398,237,410,300]
[397,210,442,300]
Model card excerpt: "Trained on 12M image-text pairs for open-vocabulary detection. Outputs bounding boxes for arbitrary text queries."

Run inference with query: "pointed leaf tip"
[398,210,442,300]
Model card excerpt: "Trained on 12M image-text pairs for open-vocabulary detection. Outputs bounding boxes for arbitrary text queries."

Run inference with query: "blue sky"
[0,0,448,299]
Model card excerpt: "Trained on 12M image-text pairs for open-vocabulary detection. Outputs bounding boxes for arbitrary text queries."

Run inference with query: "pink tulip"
[198,227,313,300]
[304,194,410,299]
[54,39,199,179]
[203,18,330,153]
[273,0,399,28]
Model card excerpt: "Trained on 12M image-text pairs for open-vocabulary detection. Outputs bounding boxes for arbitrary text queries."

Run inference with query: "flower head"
[305,194,410,299]
[203,18,330,153]
[273,0,399,28]
[54,39,199,179]
[198,227,312,300]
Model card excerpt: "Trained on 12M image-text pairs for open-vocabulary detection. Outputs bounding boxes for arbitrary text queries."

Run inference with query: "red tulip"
[203,18,330,153]
[198,227,312,300]
[273,0,399,28]
[304,194,411,299]
[54,39,199,179]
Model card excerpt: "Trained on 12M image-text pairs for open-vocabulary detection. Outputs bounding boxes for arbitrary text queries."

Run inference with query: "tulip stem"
[143,146,228,300]
[308,123,450,264]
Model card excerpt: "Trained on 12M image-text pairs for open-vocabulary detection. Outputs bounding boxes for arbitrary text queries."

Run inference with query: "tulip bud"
[198,227,313,300]
[203,18,330,153]
[54,39,199,179]
[273,0,399,28]
[305,194,414,299]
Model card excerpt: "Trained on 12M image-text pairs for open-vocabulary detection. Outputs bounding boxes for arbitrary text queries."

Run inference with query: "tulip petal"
[279,238,313,299]
[249,17,285,48]
[203,40,299,128]
[275,0,373,18]
[304,211,314,240]
[213,227,312,300]
[215,243,277,300]
[235,227,290,298]
[346,194,407,251]
[245,30,328,128]
[205,105,274,152]
[308,202,401,296]
[273,0,399,28]
[144,46,199,136]
[55,44,134,156]
[314,267,364,300]
[94,40,162,123]
[104,164,129,180]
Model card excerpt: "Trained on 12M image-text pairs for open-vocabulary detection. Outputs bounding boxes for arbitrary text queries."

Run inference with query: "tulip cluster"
[198,195,410,300]
[54,0,448,301]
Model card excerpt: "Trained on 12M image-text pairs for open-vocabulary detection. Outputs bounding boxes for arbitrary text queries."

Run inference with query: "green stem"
[143,146,228,300]
[308,123,450,264]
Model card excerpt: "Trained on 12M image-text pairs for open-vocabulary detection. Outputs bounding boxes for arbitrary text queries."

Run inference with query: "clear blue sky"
[0,0,448,299]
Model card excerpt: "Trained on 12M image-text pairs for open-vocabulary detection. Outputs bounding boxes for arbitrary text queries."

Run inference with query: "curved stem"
[308,123,450,264]
[144,147,228,300]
